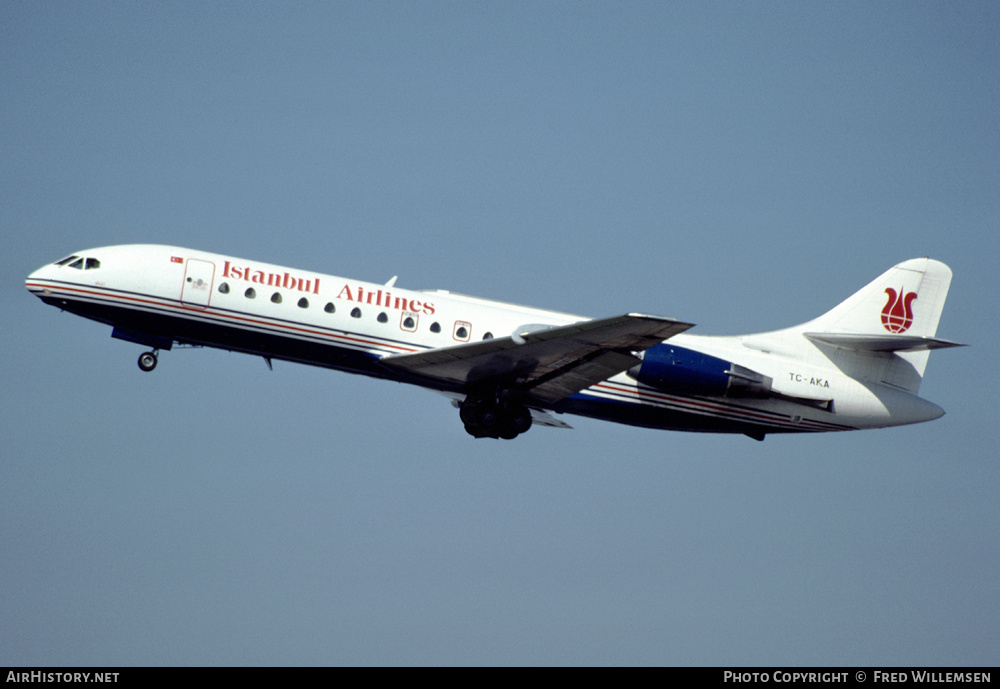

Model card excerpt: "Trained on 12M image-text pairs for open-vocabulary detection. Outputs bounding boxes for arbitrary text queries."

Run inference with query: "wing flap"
[382,313,693,402]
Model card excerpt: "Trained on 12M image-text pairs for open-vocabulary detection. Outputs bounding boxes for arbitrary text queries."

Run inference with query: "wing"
[381,313,694,404]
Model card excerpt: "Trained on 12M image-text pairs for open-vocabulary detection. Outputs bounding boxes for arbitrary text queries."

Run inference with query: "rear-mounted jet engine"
[627,343,772,398]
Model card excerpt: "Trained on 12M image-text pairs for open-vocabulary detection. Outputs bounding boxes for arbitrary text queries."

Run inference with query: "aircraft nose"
[26,262,55,296]
[26,265,44,286]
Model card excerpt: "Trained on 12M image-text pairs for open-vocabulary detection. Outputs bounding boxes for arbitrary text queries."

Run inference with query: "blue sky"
[2,2,997,666]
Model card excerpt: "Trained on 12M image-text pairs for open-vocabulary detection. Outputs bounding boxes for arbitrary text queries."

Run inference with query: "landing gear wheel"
[460,395,532,439]
[138,351,158,372]
[503,404,533,435]
[475,402,500,429]
[498,426,520,440]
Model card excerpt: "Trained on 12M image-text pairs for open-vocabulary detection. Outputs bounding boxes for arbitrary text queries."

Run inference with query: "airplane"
[26,245,963,440]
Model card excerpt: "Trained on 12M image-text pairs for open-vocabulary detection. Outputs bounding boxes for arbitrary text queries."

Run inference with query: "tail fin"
[805,258,953,338]
[800,258,960,392]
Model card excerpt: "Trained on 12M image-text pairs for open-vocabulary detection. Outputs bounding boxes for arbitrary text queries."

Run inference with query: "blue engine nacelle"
[627,343,772,397]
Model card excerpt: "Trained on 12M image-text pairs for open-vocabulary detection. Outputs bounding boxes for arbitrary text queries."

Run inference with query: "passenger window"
[218,282,230,294]
[324,302,335,313]
[271,292,282,304]
[245,288,256,299]
[401,314,417,332]
[351,307,362,318]
[298,297,309,308]
[483,332,493,340]
[453,321,471,341]
[430,322,441,333]
[377,312,388,323]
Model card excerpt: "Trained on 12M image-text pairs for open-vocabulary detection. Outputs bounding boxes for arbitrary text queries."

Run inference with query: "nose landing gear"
[137,350,158,372]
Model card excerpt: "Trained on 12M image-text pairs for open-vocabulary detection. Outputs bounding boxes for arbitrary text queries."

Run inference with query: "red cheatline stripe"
[26,281,419,354]
[590,381,848,432]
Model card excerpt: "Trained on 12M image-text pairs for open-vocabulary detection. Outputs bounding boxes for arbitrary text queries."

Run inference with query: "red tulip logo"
[881,287,917,333]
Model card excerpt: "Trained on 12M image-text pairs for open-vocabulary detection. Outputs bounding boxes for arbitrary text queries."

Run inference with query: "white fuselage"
[26,244,948,439]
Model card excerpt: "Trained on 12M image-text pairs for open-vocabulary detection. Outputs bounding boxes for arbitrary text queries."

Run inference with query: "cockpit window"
[57,255,101,269]
[53,254,101,270]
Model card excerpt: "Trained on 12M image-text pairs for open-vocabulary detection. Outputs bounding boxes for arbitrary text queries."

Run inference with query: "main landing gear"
[460,393,533,440]
[137,350,158,372]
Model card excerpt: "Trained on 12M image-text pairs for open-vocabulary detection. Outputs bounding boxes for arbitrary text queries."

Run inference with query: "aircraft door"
[180,259,216,307]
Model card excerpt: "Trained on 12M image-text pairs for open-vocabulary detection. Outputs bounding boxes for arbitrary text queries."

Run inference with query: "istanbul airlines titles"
[221,260,436,315]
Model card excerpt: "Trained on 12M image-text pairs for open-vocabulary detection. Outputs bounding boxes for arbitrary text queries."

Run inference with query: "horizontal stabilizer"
[805,332,965,352]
